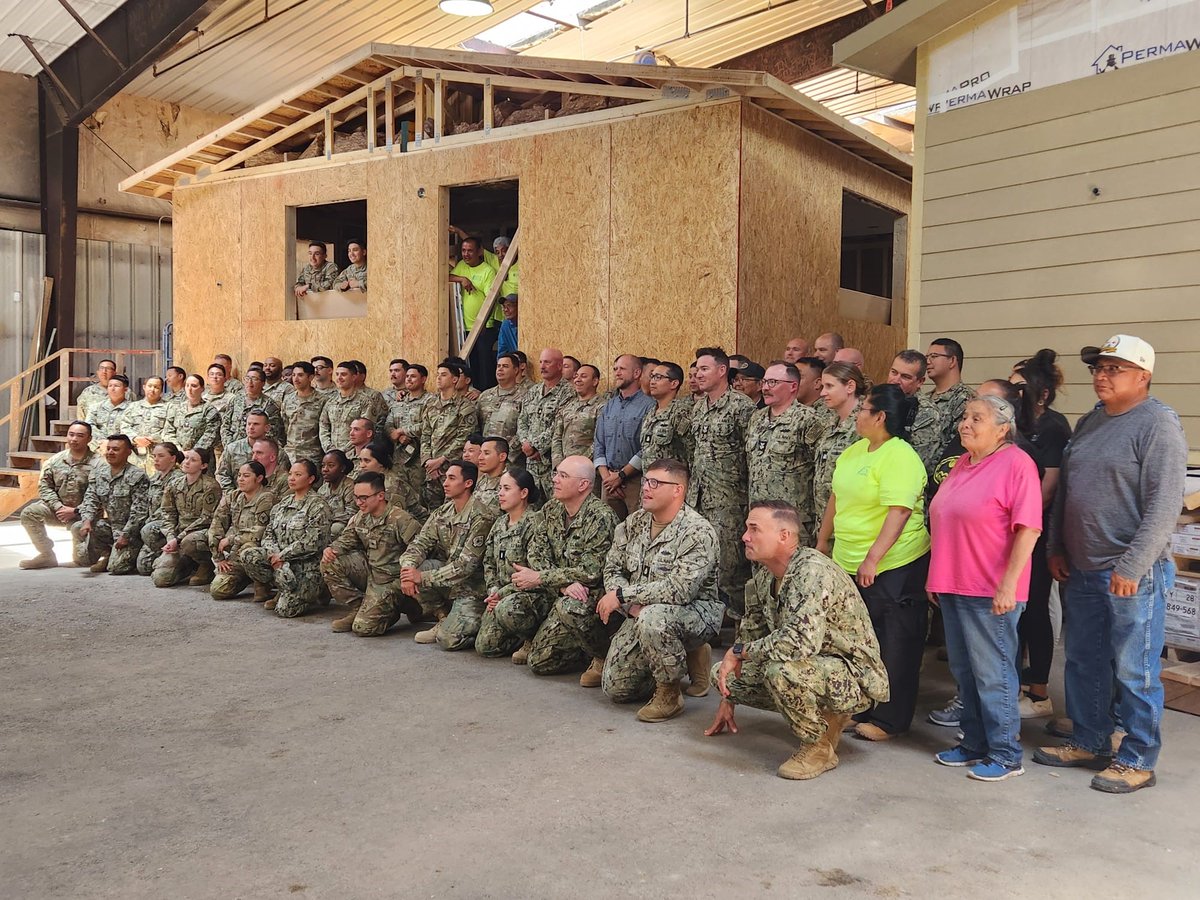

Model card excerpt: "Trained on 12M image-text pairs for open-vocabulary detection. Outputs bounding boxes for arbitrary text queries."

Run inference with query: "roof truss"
[120,43,912,199]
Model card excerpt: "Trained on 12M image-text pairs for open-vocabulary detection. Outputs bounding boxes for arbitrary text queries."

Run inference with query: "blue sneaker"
[967,760,1025,782]
[934,746,984,767]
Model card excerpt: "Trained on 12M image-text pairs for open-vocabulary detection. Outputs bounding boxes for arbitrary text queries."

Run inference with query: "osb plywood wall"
[736,101,911,380]
[171,100,744,385]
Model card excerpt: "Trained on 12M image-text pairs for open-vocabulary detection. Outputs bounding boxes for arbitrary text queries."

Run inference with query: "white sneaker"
[1019,693,1053,719]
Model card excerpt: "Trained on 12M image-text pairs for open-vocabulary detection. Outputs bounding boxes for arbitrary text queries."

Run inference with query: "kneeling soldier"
[72,434,150,574]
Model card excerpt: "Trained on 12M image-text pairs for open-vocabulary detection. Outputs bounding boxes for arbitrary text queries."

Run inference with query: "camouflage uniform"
[85,399,131,450]
[20,448,98,559]
[318,478,356,540]
[527,496,620,675]
[320,388,388,454]
[382,386,406,406]
[295,260,340,292]
[600,506,722,702]
[220,391,285,449]
[201,388,237,421]
[216,438,292,494]
[262,379,293,407]
[813,403,862,527]
[321,505,423,636]
[280,389,328,464]
[224,377,245,394]
[417,394,478,509]
[241,491,332,617]
[928,382,975,457]
[72,462,150,574]
[76,382,109,421]
[379,465,423,520]
[473,471,502,513]
[397,496,498,650]
[120,399,172,470]
[335,262,368,291]
[516,380,574,501]
[153,473,222,587]
[688,388,756,614]
[745,402,827,539]
[476,384,526,463]
[551,394,604,468]
[162,400,222,451]
[207,489,277,600]
[384,392,434,504]
[639,397,694,474]
[475,510,545,657]
[908,393,945,476]
[264,467,290,500]
[137,467,183,575]
[717,548,890,745]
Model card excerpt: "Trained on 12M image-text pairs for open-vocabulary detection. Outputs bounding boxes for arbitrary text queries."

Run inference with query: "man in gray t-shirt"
[1035,334,1187,795]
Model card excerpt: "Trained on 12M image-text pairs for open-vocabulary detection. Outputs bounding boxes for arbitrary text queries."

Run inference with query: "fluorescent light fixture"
[439,0,495,15]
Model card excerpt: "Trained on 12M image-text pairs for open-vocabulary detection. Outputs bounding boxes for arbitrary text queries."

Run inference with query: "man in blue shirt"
[497,295,518,356]
[593,354,655,521]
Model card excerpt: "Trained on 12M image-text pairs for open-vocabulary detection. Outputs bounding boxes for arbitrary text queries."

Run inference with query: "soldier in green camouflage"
[398,461,498,650]
[597,459,722,722]
[121,376,172,472]
[321,471,424,635]
[551,365,603,469]
[242,461,332,617]
[333,240,368,292]
[382,358,409,406]
[925,338,975,454]
[19,421,98,569]
[77,358,116,422]
[882,350,944,476]
[471,436,510,512]
[516,348,574,501]
[220,369,285,449]
[475,468,545,661]
[707,502,889,780]
[252,437,291,499]
[385,364,435,504]
[281,362,329,464]
[152,448,222,587]
[85,375,132,450]
[136,442,184,575]
[261,358,293,407]
[745,362,827,541]
[207,462,277,600]
[689,348,756,615]
[476,353,526,463]
[639,362,694,476]
[217,412,292,494]
[417,362,478,510]
[202,363,238,422]
[294,241,340,296]
[812,361,868,527]
[320,362,389,453]
[213,355,244,394]
[526,456,620,680]
[72,434,150,574]
[162,374,222,451]
[318,450,356,540]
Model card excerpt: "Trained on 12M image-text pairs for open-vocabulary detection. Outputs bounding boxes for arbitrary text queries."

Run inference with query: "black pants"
[466,324,499,390]
[1018,530,1054,686]
[855,554,931,734]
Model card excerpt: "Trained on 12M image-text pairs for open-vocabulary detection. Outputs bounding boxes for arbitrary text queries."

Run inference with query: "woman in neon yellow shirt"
[817,383,930,742]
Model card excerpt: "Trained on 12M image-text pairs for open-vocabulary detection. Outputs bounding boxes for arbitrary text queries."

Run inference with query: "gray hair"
[493,236,510,250]
[971,395,1017,443]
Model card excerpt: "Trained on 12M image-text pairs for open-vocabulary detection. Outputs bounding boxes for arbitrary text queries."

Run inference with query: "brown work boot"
[1032,743,1112,770]
[331,612,357,633]
[263,598,278,611]
[777,739,838,780]
[188,560,215,586]
[1091,762,1156,794]
[88,556,110,574]
[685,643,711,697]
[579,656,605,688]
[637,681,685,723]
[253,582,274,603]
[821,710,853,753]
[414,612,445,644]
[511,640,532,666]
[19,552,58,570]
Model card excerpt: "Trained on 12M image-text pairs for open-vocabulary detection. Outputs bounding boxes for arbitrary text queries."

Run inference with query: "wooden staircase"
[0,348,162,521]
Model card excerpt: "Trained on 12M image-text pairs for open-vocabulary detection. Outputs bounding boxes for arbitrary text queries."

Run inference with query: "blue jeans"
[940,594,1024,767]
[1063,560,1173,770]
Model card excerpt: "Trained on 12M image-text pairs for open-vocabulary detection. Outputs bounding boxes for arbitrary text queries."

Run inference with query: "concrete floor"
[2,522,1199,899]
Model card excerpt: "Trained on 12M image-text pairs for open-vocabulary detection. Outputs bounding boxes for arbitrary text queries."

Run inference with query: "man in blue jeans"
[1036,334,1187,793]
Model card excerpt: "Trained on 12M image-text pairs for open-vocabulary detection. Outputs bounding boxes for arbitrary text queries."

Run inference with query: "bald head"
[833,347,865,370]
[552,454,596,503]
[539,348,564,384]
[783,337,811,364]
[814,332,844,364]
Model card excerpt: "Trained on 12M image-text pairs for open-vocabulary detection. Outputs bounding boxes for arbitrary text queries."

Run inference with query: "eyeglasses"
[643,477,683,490]
[353,491,384,503]
[648,373,674,381]
[1088,364,1138,377]
[552,469,586,481]
[857,406,880,416]
[761,378,798,389]
[926,352,952,361]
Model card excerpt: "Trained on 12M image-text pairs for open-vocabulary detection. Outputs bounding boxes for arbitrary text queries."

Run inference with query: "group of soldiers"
[18,333,977,780]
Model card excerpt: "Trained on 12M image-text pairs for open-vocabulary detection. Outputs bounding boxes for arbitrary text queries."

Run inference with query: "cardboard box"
[1172,530,1200,559]
[1166,574,1200,652]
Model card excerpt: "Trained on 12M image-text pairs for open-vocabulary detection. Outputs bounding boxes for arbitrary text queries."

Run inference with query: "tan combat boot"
[188,560,215,586]
[1091,762,1156,794]
[331,611,357,633]
[19,552,58,570]
[253,582,274,603]
[579,656,605,688]
[1032,743,1112,770]
[414,611,446,644]
[684,643,711,697]
[777,738,838,780]
[821,709,853,753]
[88,556,110,574]
[263,598,278,611]
[511,640,532,665]
[637,681,685,723]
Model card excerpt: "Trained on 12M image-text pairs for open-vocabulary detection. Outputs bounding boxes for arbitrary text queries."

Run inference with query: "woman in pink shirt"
[927,395,1042,782]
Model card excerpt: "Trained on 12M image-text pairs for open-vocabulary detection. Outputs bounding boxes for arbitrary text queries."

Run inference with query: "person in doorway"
[450,236,500,390]
[335,239,368,292]
[294,241,339,297]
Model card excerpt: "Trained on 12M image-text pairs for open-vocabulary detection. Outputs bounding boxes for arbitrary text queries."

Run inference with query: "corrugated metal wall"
[0,230,46,451]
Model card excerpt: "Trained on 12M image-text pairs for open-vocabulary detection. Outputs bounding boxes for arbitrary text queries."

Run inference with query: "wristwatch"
[731,641,745,659]
[615,586,624,602]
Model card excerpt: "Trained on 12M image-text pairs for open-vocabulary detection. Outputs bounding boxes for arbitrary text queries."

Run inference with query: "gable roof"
[120,43,912,200]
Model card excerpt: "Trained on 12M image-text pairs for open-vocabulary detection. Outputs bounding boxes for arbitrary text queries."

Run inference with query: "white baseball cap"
[1080,334,1155,373]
